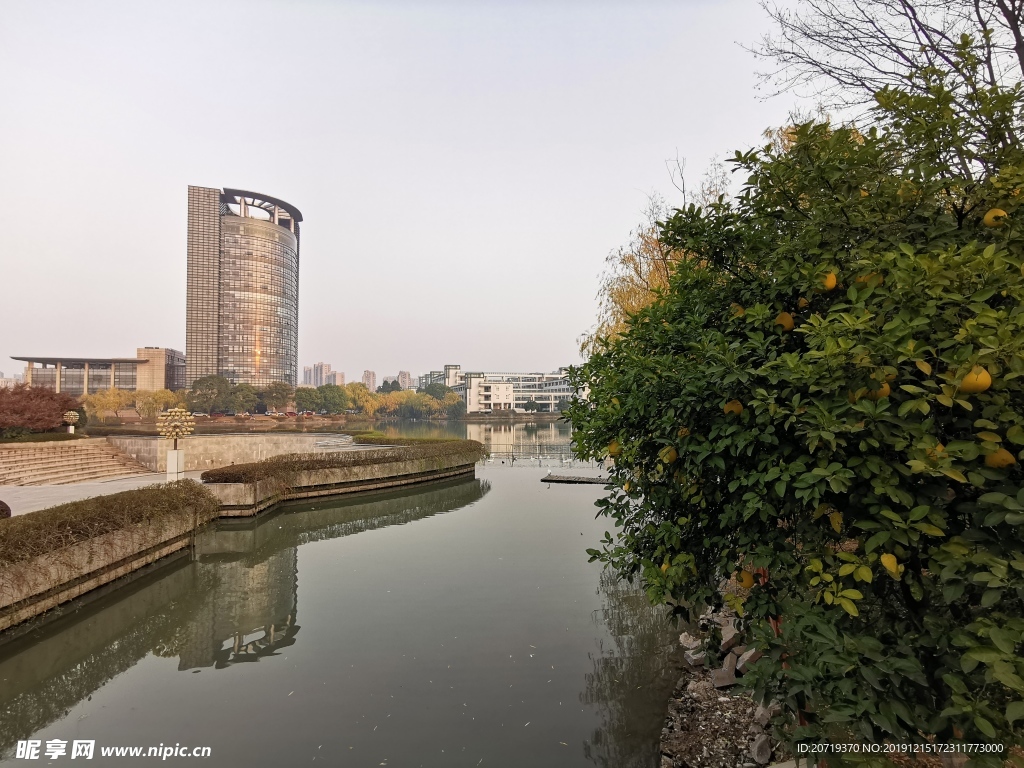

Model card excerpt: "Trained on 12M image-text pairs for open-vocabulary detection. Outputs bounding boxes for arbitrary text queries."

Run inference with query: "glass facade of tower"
[185,187,301,388]
[218,218,298,386]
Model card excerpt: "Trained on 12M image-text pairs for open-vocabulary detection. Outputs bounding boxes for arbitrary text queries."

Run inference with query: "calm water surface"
[0,461,682,767]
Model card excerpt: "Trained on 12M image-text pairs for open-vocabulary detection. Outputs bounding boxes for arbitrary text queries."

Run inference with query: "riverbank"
[0,440,484,633]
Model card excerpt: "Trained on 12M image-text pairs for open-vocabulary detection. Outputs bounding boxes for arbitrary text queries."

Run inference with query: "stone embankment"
[200,441,484,516]
[0,440,484,634]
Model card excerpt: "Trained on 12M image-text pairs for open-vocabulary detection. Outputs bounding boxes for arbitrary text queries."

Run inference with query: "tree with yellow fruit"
[568,46,1024,753]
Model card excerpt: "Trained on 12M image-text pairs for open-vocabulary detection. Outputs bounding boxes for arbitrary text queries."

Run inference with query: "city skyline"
[0,1,803,377]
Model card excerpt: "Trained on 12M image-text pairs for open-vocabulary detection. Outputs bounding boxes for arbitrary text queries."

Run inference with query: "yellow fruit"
[677,426,690,438]
[775,311,795,331]
[730,303,745,317]
[983,208,1008,227]
[659,446,678,465]
[736,571,755,589]
[855,272,883,286]
[723,400,744,415]
[821,272,837,291]
[960,365,992,394]
[859,189,869,198]
[608,440,621,457]
[866,381,891,400]
[985,447,1017,469]
[797,297,810,309]
[623,481,631,492]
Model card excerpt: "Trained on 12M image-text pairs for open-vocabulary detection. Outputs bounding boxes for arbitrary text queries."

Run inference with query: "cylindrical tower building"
[186,187,302,388]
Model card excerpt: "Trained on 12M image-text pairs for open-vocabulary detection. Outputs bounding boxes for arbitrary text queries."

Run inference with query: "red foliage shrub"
[0,384,79,433]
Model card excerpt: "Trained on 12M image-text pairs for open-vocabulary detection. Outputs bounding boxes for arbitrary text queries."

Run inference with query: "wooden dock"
[541,474,607,485]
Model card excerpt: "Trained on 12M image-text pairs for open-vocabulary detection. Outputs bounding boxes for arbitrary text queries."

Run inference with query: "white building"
[397,370,414,390]
[326,371,345,386]
[362,370,377,391]
[436,364,578,414]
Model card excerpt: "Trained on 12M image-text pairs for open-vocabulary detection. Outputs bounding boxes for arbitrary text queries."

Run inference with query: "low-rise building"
[12,347,186,395]
[433,364,578,413]
[326,371,345,386]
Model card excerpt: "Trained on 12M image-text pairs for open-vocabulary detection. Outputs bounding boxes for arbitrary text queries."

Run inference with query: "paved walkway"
[0,471,207,516]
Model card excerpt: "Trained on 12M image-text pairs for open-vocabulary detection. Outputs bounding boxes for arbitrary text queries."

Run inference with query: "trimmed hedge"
[0,481,219,568]
[200,439,484,484]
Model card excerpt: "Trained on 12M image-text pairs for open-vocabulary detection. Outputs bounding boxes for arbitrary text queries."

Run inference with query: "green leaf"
[913,523,945,536]
[1007,425,1024,445]
[974,716,996,738]
[993,668,1024,694]
[943,673,968,695]
[865,531,890,552]
[965,646,1003,663]
[989,628,1019,654]
[855,565,873,582]
[1007,701,1024,725]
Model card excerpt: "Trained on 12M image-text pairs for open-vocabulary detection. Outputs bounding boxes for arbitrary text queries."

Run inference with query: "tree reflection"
[582,568,684,768]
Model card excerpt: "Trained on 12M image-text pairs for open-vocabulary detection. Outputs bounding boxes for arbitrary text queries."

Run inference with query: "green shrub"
[0,481,219,568]
[200,440,484,484]
[568,61,1024,754]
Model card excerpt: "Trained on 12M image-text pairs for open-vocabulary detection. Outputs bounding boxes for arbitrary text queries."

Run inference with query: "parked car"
[302,410,314,416]
[190,412,207,417]
[285,411,297,417]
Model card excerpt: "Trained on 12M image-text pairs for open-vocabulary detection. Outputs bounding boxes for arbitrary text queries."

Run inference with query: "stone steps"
[0,440,156,486]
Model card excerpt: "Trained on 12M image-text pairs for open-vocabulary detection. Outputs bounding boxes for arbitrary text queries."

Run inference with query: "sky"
[0,0,803,383]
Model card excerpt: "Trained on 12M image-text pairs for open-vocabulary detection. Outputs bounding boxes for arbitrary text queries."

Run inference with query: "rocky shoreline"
[659,610,788,768]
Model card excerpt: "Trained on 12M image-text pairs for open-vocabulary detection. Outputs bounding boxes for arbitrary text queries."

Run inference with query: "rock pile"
[661,611,784,768]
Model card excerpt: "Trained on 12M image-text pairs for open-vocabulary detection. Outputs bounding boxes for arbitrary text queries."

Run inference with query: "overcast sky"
[0,0,803,383]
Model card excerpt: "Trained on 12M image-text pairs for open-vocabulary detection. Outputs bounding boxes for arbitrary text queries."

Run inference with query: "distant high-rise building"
[313,362,331,387]
[186,186,302,388]
[397,371,414,390]
[302,366,313,386]
[362,370,376,391]
[326,371,345,386]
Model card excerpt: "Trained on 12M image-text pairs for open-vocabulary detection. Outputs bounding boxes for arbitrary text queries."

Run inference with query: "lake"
[0,426,682,767]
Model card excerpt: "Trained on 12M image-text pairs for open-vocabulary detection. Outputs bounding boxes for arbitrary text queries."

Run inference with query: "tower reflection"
[0,477,489,756]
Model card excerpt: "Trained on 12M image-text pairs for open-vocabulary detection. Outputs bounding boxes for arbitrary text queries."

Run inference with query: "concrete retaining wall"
[0,445,481,633]
[0,511,200,632]
[107,433,357,472]
[206,446,481,516]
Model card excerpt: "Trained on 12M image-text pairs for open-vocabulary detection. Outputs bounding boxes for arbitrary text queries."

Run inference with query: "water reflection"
[0,477,489,756]
[583,570,684,768]
[374,419,587,463]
